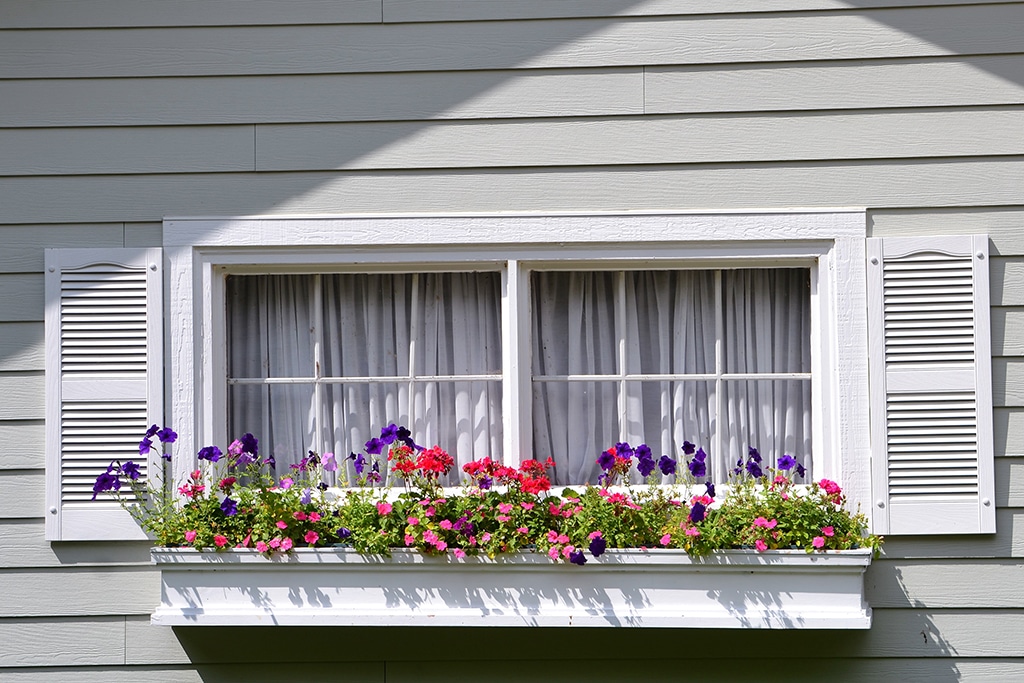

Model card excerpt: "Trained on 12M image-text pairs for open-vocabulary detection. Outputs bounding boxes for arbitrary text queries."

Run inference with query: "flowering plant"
[94,424,881,563]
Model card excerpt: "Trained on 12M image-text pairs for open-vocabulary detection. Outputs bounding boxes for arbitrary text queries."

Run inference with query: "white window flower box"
[151,547,872,629]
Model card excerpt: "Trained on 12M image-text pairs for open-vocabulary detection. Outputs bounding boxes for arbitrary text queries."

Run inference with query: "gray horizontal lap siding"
[1,0,1023,678]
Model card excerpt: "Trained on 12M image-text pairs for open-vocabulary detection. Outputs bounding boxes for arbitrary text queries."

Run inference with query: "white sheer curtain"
[227,273,503,484]
[227,268,810,486]
[532,269,811,485]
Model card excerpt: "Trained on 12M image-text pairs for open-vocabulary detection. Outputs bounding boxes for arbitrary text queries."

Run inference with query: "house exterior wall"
[0,0,1022,679]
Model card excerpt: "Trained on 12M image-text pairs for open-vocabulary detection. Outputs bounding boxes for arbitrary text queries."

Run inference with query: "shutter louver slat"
[867,235,995,535]
[45,248,162,541]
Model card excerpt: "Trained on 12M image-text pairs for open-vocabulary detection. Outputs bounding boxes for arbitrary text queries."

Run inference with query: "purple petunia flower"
[91,468,121,500]
[349,452,366,475]
[365,437,384,455]
[138,437,153,455]
[746,459,763,478]
[795,462,807,478]
[232,452,254,469]
[635,444,652,461]
[121,460,141,480]
[220,496,238,516]
[689,501,706,523]
[198,445,223,462]
[337,527,352,540]
[367,461,382,484]
[688,458,706,478]
[264,455,276,470]
[300,488,313,505]
[322,452,337,472]
[733,458,744,476]
[156,427,177,444]
[614,442,634,459]
[777,454,796,471]
[637,455,656,477]
[705,481,716,498]
[589,535,607,557]
[379,424,399,445]
[478,475,492,490]
[240,433,258,456]
[568,549,587,566]
[161,452,172,462]
[597,450,616,471]
[145,424,160,439]
[658,455,677,476]
[681,440,696,456]
[748,446,762,463]
[694,447,707,463]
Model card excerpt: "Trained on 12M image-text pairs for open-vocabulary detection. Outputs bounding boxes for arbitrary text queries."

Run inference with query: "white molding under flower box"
[151,547,872,629]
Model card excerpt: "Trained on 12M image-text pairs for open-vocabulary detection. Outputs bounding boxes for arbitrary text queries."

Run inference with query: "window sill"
[151,547,872,628]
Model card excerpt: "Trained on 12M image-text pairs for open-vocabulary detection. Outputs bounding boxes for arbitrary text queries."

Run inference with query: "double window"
[225,266,811,486]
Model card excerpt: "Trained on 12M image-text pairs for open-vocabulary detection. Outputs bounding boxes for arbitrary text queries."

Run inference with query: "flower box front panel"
[152,548,872,629]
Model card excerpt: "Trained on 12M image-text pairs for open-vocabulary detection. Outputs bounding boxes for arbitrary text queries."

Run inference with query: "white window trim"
[164,210,870,516]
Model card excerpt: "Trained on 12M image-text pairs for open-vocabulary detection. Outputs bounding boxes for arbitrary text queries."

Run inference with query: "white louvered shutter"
[867,235,995,535]
[45,248,163,541]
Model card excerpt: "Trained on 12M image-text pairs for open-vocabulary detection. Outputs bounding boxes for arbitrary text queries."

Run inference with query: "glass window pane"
[721,379,812,478]
[624,379,715,468]
[722,269,811,374]
[625,271,715,375]
[226,274,316,378]
[533,380,619,485]
[228,383,316,466]
[531,271,619,377]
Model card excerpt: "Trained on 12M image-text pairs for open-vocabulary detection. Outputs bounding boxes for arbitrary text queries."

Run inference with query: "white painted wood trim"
[165,210,869,510]
[151,547,873,629]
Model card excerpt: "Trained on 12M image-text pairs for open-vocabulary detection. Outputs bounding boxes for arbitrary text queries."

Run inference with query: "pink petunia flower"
[377,501,393,515]
[404,534,416,546]
[754,539,768,552]
[184,530,198,543]
[276,520,288,529]
[496,515,511,522]
[520,502,535,510]
[517,527,529,534]
[660,534,672,546]
[548,547,561,559]
[812,536,826,548]
[435,540,448,551]
[280,537,294,551]
[407,516,420,526]
[821,526,835,537]
[293,511,307,521]
[453,548,467,559]
[304,530,319,545]
[439,519,453,530]
[497,503,514,514]
[308,512,321,522]
[213,534,229,547]
[255,541,269,553]
[685,527,700,537]
[279,477,294,489]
